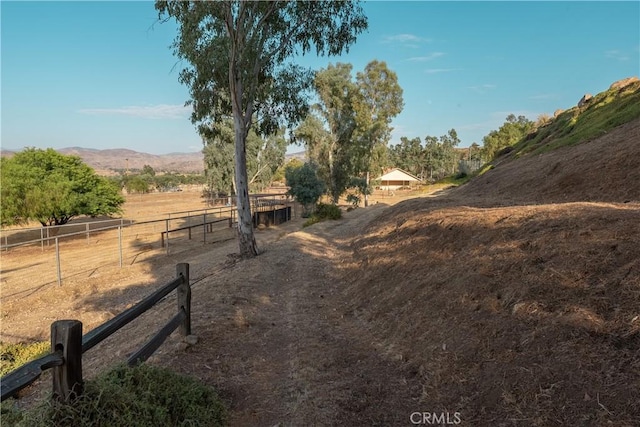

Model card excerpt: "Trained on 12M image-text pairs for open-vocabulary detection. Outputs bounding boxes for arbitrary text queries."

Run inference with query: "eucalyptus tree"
[354,60,403,206]
[203,118,286,196]
[389,136,423,178]
[156,1,367,257]
[299,63,360,202]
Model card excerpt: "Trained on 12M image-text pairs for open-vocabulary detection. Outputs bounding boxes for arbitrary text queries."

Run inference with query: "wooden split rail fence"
[0,263,192,402]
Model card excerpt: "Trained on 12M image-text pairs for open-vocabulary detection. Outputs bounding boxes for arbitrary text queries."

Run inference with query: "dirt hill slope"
[342,87,640,425]
[457,116,640,205]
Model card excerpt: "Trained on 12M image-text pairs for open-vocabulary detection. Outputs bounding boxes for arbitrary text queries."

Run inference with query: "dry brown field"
[2,112,637,427]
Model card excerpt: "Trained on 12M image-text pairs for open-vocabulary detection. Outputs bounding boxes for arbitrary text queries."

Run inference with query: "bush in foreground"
[1,363,226,427]
[303,203,342,227]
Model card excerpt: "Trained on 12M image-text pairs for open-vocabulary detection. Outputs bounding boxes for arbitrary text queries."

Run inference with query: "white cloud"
[78,104,191,119]
[605,49,630,61]
[385,33,430,43]
[407,52,445,62]
[383,33,432,48]
[425,68,461,74]
[467,84,496,93]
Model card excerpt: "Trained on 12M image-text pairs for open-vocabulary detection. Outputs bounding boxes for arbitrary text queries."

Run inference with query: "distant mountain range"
[0,147,306,175]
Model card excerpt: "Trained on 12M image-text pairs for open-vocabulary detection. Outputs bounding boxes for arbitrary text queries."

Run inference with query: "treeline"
[201,62,540,202]
[108,165,206,194]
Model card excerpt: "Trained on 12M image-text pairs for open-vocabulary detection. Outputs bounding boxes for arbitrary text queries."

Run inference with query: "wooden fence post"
[202,214,207,244]
[176,263,191,336]
[51,320,83,402]
[55,237,62,286]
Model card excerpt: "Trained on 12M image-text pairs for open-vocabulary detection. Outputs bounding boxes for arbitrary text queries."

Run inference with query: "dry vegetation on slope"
[342,101,640,423]
[4,84,639,426]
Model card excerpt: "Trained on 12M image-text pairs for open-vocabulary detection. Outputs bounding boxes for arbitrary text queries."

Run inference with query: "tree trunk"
[364,170,370,207]
[233,115,259,258]
[329,139,338,203]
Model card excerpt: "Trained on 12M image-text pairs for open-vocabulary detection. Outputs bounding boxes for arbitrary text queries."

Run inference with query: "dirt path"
[147,205,422,425]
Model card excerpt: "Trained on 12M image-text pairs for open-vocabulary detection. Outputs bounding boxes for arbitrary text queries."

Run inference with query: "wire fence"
[0,194,294,292]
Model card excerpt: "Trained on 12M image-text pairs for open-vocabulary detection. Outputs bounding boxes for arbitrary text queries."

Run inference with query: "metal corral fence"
[0,194,295,289]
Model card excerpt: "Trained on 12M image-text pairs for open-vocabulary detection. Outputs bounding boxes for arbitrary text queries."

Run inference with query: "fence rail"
[0,195,295,291]
[0,263,191,402]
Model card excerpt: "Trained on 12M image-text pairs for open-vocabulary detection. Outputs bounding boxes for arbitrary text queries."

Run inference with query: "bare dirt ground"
[2,118,639,426]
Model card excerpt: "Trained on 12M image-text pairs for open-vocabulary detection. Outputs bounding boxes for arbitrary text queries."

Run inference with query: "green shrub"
[2,363,226,427]
[285,162,325,217]
[315,203,342,220]
[302,203,342,227]
[0,341,50,376]
[345,194,360,209]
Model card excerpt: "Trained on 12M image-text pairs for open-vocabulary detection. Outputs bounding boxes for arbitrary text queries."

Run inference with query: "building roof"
[375,168,421,182]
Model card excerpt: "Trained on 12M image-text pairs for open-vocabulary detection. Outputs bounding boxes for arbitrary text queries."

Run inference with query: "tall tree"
[203,120,236,198]
[293,111,332,190]
[302,63,360,202]
[156,1,367,257]
[203,118,286,196]
[481,114,534,160]
[354,60,404,206]
[246,127,287,192]
[389,136,423,178]
[0,148,124,226]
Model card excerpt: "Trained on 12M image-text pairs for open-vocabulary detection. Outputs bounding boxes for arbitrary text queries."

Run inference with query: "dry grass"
[2,116,640,425]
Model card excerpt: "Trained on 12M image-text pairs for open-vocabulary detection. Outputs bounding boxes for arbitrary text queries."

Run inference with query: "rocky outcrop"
[609,76,639,90]
[554,109,564,118]
[578,94,592,108]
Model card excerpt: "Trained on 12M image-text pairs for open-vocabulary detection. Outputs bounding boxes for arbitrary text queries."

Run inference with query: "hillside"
[0,147,205,174]
[456,79,640,205]
[340,81,640,424]
[456,116,640,204]
[1,147,307,176]
[58,147,205,174]
[4,81,638,425]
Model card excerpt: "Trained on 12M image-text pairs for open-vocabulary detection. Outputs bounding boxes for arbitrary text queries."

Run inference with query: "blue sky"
[2,1,639,155]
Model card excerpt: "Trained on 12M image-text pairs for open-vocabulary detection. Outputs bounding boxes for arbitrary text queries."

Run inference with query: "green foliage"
[388,129,461,181]
[4,363,226,427]
[302,203,342,227]
[273,158,303,183]
[141,165,156,177]
[296,60,403,203]
[481,114,534,160]
[346,194,360,209]
[246,127,287,192]
[306,63,361,202]
[202,118,237,197]
[388,136,423,177]
[285,163,325,217]
[124,175,152,194]
[0,341,50,376]
[353,60,404,180]
[112,172,205,194]
[436,174,471,186]
[156,0,367,256]
[510,81,640,156]
[0,149,124,226]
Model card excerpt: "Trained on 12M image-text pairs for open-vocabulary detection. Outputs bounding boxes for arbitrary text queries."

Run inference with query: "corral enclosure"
[0,190,299,343]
